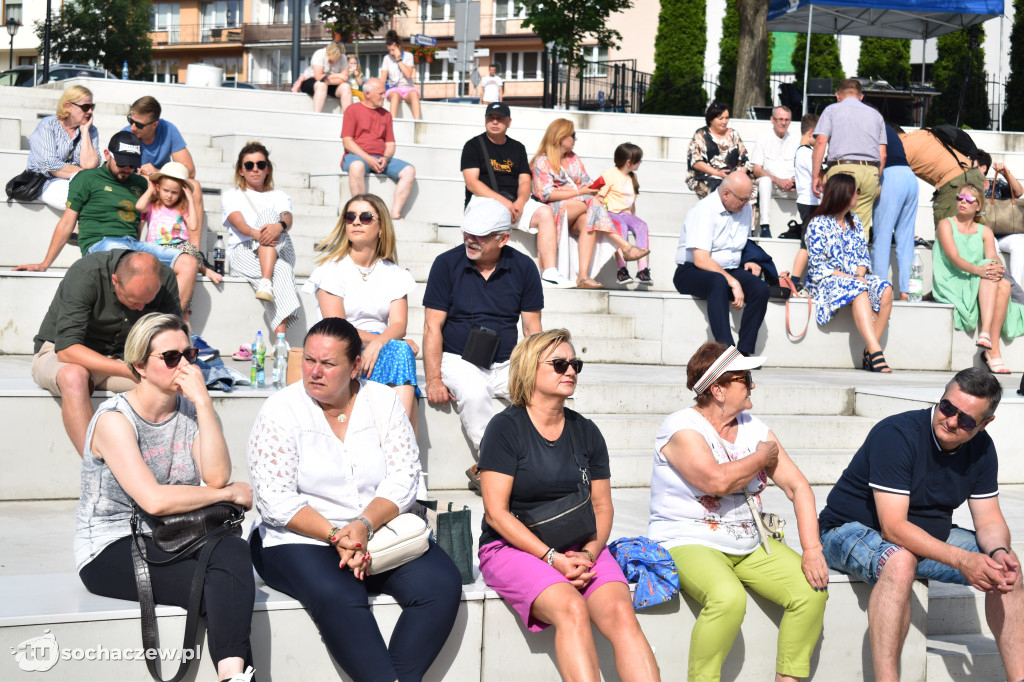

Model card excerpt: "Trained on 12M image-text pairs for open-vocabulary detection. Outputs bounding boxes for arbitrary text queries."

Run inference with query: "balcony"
[241,22,335,44]
[151,24,243,46]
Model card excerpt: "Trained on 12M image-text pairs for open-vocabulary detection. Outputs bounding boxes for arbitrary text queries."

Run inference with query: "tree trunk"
[733,0,769,115]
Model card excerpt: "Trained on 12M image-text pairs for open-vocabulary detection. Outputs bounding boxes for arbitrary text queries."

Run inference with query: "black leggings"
[79,534,254,670]
[250,531,462,682]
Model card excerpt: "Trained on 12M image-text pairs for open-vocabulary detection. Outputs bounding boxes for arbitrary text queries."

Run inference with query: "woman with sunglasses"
[805,173,894,372]
[531,119,649,289]
[477,329,660,681]
[932,182,1024,374]
[305,193,420,431]
[74,313,256,682]
[222,141,300,340]
[24,85,100,210]
[648,342,828,682]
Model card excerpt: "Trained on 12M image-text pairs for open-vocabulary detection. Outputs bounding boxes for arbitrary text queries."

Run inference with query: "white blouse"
[221,187,293,250]
[648,407,770,555]
[248,380,420,548]
[303,256,417,333]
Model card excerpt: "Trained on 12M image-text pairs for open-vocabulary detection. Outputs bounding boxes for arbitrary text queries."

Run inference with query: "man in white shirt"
[477,64,504,105]
[751,106,799,238]
[673,171,769,356]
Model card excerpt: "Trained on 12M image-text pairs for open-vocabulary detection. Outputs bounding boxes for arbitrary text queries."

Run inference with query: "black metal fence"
[545,57,651,114]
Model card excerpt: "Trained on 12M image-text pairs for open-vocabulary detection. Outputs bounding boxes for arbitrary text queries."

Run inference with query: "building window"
[151,59,180,83]
[200,56,243,80]
[274,0,317,23]
[4,0,22,23]
[357,53,384,81]
[422,0,452,22]
[493,51,542,81]
[201,1,241,29]
[150,3,180,31]
[582,46,608,77]
[494,0,525,19]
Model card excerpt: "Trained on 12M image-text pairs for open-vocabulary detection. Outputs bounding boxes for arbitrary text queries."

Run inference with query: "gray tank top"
[73,393,200,570]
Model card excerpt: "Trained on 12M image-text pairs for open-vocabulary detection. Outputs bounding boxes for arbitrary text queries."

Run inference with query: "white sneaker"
[255,279,274,302]
[223,666,254,682]
[541,268,576,288]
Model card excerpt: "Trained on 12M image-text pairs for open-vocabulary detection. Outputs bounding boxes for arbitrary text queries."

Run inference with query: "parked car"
[0,63,118,87]
[221,80,261,89]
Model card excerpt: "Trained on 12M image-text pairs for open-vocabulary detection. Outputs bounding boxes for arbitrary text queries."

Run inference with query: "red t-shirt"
[341,103,395,157]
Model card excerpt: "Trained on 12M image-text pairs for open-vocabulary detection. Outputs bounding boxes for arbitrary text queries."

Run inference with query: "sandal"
[865,350,892,373]
[621,245,651,262]
[861,348,870,370]
[976,332,993,350]
[231,345,253,361]
[576,277,604,289]
[983,351,1012,374]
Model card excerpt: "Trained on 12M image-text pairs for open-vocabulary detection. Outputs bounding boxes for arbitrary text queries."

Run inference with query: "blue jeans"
[88,236,183,268]
[821,521,976,586]
[870,165,918,293]
[342,153,412,181]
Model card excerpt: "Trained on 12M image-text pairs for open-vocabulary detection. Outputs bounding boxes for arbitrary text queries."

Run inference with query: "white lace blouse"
[247,379,420,548]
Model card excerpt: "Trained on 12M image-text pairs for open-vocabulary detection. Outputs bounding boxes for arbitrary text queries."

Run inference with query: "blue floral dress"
[806,213,892,325]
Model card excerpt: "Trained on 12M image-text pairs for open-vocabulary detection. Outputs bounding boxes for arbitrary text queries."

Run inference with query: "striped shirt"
[26,115,100,175]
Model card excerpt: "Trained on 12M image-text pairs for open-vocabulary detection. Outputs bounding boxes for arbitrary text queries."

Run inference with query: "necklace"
[351,255,380,281]
[331,383,358,423]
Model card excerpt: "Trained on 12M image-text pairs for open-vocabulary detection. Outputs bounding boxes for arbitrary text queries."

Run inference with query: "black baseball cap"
[485,102,511,119]
[108,131,143,167]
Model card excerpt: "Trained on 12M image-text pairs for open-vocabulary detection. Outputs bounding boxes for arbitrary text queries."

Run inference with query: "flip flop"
[232,345,253,361]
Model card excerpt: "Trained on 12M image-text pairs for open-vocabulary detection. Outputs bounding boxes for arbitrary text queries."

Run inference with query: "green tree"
[645,0,707,116]
[34,0,152,78]
[791,33,844,91]
[317,0,408,48]
[857,37,911,85]
[732,0,770,115]
[717,1,774,111]
[927,26,988,129]
[1001,0,1024,130]
[521,0,632,72]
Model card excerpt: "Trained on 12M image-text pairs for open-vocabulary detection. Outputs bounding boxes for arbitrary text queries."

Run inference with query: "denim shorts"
[821,521,976,586]
[342,153,411,181]
[88,236,182,268]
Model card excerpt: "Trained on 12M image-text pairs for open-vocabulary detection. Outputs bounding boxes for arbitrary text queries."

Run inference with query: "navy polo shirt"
[422,244,544,363]
[819,407,999,541]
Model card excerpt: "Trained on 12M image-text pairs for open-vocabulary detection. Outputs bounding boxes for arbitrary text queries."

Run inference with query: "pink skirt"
[478,539,628,632]
[385,86,417,99]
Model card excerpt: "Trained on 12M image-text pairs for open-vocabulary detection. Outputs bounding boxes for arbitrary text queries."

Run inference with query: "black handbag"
[5,170,47,201]
[514,419,597,552]
[129,502,245,682]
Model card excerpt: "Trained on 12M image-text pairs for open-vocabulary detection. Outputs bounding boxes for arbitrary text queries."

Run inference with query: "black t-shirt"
[818,407,999,541]
[477,405,611,547]
[460,133,531,207]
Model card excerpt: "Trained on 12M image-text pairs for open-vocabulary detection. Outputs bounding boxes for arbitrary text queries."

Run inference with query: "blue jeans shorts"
[342,153,411,181]
[88,236,183,268]
[821,521,976,586]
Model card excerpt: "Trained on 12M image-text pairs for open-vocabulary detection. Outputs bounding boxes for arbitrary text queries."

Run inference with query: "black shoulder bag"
[513,416,598,552]
[479,134,517,202]
[129,502,245,682]
[6,130,81,202]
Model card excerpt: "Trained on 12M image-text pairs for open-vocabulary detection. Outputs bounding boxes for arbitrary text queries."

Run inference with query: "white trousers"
[997,234,1024,287]
[440,352,510,451]
[755,175,796,227]
[39,177,72,211]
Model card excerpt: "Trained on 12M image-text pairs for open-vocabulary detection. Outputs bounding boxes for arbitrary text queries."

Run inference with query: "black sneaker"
[616,267,634,284]
[759,224,772,238]
[636,268,654,285]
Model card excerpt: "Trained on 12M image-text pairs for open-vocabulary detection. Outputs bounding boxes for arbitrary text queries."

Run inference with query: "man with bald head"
[31,250,180,456]
[674,170,769,355]
[341,76,416,220]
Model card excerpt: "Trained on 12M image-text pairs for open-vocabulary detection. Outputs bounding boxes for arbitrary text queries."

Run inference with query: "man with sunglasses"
[818,368,1023,681]
[30,250,181,458]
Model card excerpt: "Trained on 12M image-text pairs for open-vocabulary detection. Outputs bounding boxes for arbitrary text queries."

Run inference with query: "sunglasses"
[150,348,199,368]
[344,211,377,225]
[727,371,753,388]
[126,115,156,129]
[70,101,95,112]
[957,193,978,204]
[243,160,269,171]
[543,358,584,374]
[937,398,981,431]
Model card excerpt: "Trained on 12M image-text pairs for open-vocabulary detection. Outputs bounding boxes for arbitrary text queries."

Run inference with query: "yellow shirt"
[599,166,636,213]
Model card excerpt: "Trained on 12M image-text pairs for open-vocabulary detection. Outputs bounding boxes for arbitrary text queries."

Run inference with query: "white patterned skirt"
[228,235,300,330]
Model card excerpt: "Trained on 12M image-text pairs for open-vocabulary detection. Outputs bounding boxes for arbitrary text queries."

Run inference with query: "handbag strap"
[479,134,500,194]
[130,516,232,682]
[563,414,591,487]
[64,131,81,164]
[785,297,812,340]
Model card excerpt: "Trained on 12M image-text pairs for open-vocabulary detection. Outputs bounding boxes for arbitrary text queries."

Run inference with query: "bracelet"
[544,548,556,565]
[327,526,342,544]
[988,546,1011,558]
[581,548,596,563]
[356,516,374,541]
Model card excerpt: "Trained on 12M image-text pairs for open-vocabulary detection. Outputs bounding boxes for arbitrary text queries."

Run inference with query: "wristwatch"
[279,219,288,231]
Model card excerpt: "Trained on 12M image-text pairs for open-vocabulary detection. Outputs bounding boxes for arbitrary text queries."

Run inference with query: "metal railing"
[150,24,243,46]
[241,21,334,43]
[547,58,651,113]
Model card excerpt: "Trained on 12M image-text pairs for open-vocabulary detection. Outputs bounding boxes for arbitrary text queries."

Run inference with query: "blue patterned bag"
[608,536,680,610]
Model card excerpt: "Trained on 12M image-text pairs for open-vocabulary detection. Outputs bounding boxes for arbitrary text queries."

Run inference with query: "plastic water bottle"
[908,252,924,303]
[212,234,226,275]
[250,331,266,388]
[272,333,289,390]
[121,60,129,80]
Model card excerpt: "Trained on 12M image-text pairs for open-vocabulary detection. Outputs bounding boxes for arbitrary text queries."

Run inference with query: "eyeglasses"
[957,193,978,204]
[126,115,156,129]
[150,348,199,368]
[727,371,753,388]
[243,160,268,171]
[937,398,980,431]
[727,190,752,203]
[570,133,577,139]
[543,358,584,374]
[344,211,377,225]
[70,102,95,112]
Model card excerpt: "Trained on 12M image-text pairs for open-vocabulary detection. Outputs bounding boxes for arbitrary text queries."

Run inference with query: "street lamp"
[5,18,19,71]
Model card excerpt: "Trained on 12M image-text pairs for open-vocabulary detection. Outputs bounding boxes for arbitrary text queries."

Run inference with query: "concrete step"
[926,634,1006,682]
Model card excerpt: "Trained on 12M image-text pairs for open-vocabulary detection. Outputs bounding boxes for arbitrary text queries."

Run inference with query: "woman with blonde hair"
[933,182,1024,373]
[304,193,421,428]
[24,85,100,210]
[478,328,660,682]
[531,119,649,289]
